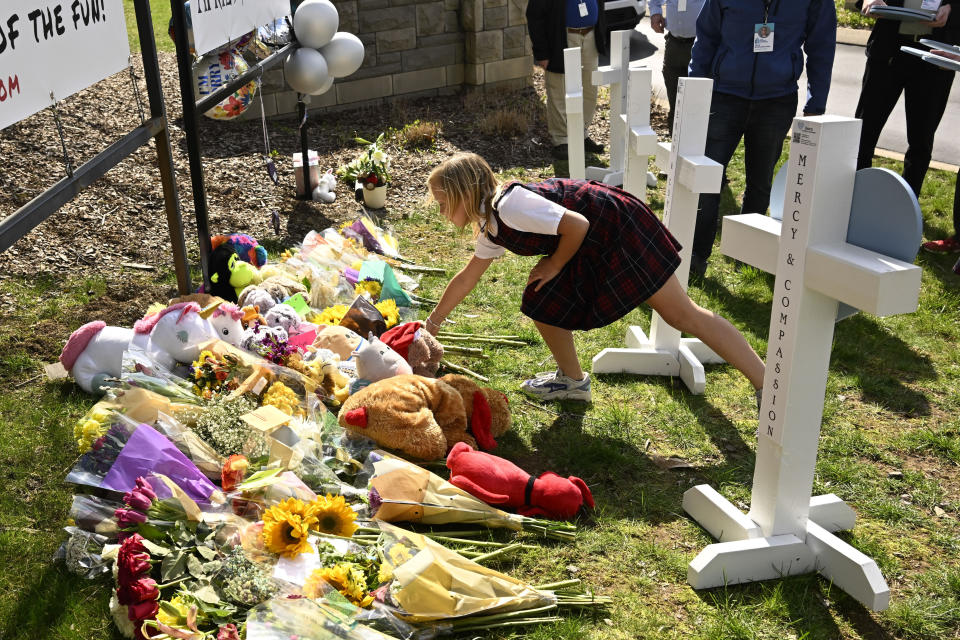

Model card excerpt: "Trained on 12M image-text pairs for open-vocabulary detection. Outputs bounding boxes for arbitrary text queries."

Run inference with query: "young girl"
[424,153,764,403]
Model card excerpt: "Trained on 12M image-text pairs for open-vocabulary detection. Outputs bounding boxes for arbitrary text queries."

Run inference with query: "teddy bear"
[437,374,510,450]
[338,374,471,460]
[311,169,337,203]
[445,442,594,520]
[237,276,307,313]
[380,321,444,377]
[337,374,513,460]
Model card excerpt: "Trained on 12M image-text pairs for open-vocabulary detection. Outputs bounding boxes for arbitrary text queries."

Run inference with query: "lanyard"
[762,0,771,23]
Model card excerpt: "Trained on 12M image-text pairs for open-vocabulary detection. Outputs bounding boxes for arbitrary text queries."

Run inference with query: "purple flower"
[115,507,148,529]
[368,487,382,515]
[123,489,153,513]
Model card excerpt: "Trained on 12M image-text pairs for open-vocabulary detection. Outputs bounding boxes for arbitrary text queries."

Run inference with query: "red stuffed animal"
[445,442,594,520]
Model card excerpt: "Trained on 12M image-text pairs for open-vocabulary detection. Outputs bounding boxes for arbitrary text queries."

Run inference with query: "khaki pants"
[544,29,599,146]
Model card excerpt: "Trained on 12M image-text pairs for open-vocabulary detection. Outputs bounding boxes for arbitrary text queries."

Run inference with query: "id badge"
[754,23,774,53]
[578,2,588,17]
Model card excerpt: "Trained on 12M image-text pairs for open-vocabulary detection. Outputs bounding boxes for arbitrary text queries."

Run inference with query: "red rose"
[127,598,159,622]
[118,552,151,582]
[120,533,148,555]
[118,577,159,606]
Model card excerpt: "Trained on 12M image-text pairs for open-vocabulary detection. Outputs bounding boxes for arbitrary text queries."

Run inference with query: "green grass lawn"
[124,0,174,53]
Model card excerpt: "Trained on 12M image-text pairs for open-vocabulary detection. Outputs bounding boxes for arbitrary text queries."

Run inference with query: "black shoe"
[689,254,708,281]
[550,144,568,160]
[584,137,604,153]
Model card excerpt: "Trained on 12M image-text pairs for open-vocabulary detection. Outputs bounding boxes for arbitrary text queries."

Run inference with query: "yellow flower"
[387,543,413,566]
[262,381,301,416]
[376,562,393,584]
[156,594,191,627]
[354,280,382,301]
[304,564,372,607]
[262,498,317,557]
[375,299,399,328]
[312,304,348,326]
[307,494,359,537]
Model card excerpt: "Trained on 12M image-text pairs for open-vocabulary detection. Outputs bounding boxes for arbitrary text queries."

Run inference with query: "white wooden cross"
[564,30,636,183]
[592,77,724,394]
[682,116,922,611]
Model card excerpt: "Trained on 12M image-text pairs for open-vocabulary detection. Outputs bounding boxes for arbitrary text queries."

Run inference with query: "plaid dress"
[485,179,681,330]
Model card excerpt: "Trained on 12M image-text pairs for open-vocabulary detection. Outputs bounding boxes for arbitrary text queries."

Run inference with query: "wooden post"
[622,66,657,198]
[592,77,724,394]
[563,47,586,180]
[682,116,923,612]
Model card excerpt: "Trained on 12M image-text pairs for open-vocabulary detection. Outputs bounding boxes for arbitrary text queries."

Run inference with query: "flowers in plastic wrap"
[354,278,383,301]
[310,304,348,326]
[74,404,115,452]
[368,454,576,540]
[375,299,399,329]
[190,349,242,399]
[178,394,265,459]
[261,494,359,558]
[261,381,302,417]
[245,595,397,640]
[310,494,359,537]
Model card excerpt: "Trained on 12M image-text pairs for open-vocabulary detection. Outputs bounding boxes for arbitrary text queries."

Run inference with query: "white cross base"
[682,116,922,612]
[593,77,724,394]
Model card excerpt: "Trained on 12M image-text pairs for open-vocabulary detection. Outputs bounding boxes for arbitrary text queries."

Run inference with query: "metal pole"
[134,0,191,294]
[170,0,212,288]
[298,95,312,199]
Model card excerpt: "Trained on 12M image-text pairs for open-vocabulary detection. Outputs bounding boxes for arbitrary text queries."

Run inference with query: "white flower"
[372,149,387,164]
[109,593,136,639]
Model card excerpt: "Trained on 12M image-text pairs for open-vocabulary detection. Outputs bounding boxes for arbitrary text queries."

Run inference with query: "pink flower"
[135,477,157,501]
[115,507,148,529]
[217,624,241,640]
[118,577,159,606]
[124,489,153,512]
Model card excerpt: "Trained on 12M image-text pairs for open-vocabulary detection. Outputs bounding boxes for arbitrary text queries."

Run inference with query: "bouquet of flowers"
[337,133,390,191]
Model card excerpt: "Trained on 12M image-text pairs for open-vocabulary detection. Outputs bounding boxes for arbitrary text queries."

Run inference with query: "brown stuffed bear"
[438,374,510,450]
[338,374,471,460]
[337,374,512,460]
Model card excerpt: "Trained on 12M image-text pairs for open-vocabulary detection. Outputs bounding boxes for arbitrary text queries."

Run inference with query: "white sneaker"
[520,370,592,402]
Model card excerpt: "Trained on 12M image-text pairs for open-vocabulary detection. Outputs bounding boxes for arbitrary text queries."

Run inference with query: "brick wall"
[249,0,533,119]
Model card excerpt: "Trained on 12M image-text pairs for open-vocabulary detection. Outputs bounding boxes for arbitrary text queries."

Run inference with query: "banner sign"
[189,0,290,56]
[0,0,130,131]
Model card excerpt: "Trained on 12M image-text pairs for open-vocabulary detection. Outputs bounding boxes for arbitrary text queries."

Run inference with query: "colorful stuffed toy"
[445,442,594,520]
[380,321,444,377]
[438,374,510,450]
[338,374,471,460]
[209,247,262,302]
[313,325,363,360]
[209,302,245,346]
[211,233,267,268]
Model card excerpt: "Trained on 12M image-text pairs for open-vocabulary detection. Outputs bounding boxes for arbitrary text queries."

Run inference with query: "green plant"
[394,120,441,149]
[336,133,391,189]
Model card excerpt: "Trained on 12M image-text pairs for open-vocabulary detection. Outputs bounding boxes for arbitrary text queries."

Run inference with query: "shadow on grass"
[699,274,935,417]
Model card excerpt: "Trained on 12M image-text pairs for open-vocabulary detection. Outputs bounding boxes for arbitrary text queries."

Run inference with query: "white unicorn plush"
[208,302,245,346]
[59,302,217,395]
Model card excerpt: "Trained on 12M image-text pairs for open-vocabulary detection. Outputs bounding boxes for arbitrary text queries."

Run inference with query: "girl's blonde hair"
[427,153,499,237]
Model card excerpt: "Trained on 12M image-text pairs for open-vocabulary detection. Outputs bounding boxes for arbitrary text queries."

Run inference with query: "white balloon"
[293,0,339,49]
[309,74,335,96]
[284,48,330,95]
[319,31,365,78]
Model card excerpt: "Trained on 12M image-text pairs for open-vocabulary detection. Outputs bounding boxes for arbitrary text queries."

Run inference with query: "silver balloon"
[309,73,335,96]
[319,31,365,78]
[284,48,330,95]
[293,0,339,49]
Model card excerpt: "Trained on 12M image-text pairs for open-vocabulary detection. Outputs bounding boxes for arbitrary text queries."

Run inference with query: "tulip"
[134,477,157,501]
[115,507,148,529]
[123,489,153,513]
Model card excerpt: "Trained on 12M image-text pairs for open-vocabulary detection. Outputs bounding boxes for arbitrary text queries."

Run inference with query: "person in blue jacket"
[687,0,837,278]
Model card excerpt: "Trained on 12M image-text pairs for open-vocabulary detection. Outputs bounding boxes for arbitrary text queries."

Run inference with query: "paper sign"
[189,0,289,56]
[240,405,291,433]
[284,293,310,317]
[287,329,317,350]
[0,0,130,131]
[44,361,68,380]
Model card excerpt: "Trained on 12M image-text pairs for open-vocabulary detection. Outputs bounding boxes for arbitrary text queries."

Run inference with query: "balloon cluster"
[284,0,365,96]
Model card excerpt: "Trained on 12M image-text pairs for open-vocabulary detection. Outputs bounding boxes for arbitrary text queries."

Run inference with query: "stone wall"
[248,0,533,119]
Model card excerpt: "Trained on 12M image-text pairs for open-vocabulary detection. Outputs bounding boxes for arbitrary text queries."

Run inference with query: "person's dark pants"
[855,50,954,197]
[663,33,694,136]
[692,91,797,261]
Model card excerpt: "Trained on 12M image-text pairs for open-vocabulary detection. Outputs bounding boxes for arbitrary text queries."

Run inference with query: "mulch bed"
[0,51,669,292]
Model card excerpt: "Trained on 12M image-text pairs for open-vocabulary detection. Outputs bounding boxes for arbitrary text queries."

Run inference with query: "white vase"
[362,184,387,209]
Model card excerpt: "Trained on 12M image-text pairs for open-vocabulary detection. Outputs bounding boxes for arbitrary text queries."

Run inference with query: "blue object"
[770,166,922,321]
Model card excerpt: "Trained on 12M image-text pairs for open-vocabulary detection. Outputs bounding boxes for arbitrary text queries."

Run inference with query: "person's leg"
[544,70,568,146]
[579,30,600,132]
[693,92,748,264]
[662,35,681,136]
[901,60,953,196]
[646,276,765,389]
[532,320,584,380]
[740,92,796,216]
[854,56,907,171]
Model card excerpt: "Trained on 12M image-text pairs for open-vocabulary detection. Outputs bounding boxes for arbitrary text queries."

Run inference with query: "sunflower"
[375,299,399,328]
[262,500,317,558]
[307,494,359,537]
[304,564,373,607]
[311,304,348,326]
